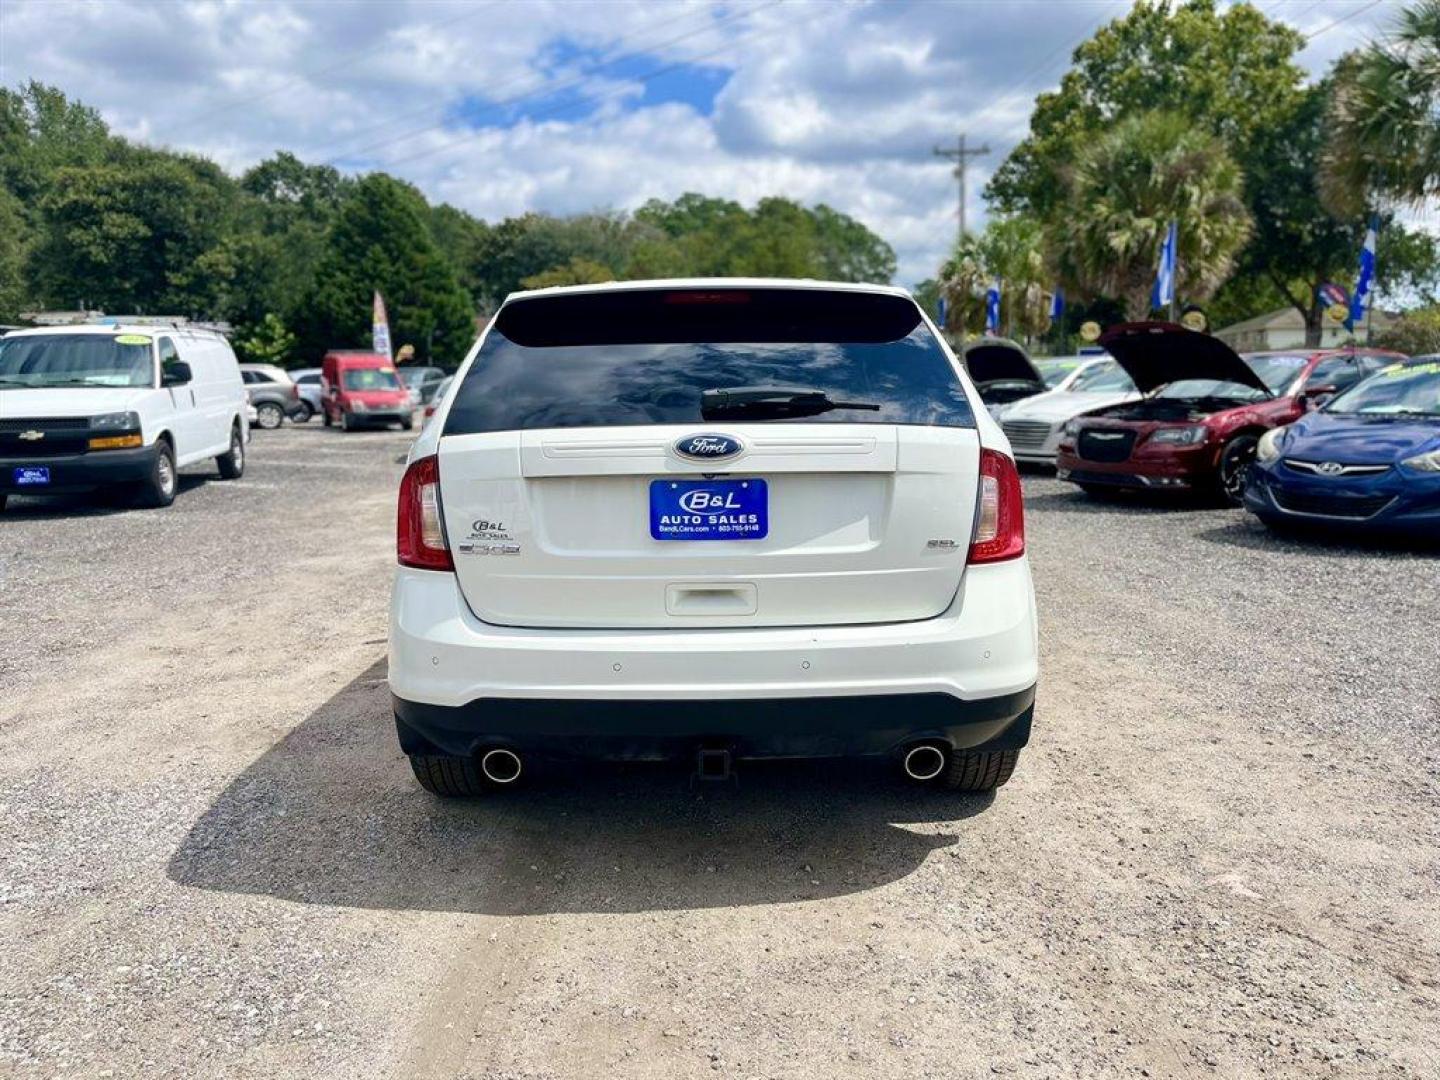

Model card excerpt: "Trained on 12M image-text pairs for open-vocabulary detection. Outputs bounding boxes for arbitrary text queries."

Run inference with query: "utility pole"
[933,133,990,245]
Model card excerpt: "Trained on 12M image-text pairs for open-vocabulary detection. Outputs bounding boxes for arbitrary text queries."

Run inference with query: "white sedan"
[998,357,1140,465]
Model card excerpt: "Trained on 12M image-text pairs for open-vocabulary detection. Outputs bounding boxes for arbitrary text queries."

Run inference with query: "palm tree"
[1322,1,1440,215]
[937,216,1050,339]
[937,232,988,336]
[1054,111,1252,319]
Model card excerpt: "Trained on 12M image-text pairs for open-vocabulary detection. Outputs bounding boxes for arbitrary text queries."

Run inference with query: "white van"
[0,324,249,510]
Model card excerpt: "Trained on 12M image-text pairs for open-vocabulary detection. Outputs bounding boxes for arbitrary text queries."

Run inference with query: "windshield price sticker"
[114,334,152,346]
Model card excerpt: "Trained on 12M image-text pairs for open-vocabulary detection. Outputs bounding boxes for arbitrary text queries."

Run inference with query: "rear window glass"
[444,288,974,433]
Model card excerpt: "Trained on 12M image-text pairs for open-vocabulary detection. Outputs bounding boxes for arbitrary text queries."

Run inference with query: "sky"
[0,0,1409,287]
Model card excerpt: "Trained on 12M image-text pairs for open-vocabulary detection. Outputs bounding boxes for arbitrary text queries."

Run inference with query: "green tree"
[1220,77,1440,344]
[1374,305,1440,355]
[519,257,616,290]
[812,204,897,283]
[428,202,489,300]
[234,312,298,366]
[0,82,117,217]
[0,185,30,320]
[937,232,989,335]
[988,0,1305,217]
[937,217,1051,340]
[1323,1,1440,215]
[295,173,474,364]
[33,152,234,313]
[1053,112,1251,319]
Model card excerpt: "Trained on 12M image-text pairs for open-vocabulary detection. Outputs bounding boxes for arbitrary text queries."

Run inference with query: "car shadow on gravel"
[1197,517,1440,558]
[168,661,993,916]
[1021,487,1210,516]
[3,475,211,517]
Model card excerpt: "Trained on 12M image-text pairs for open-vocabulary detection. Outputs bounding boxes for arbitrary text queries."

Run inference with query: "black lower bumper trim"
[392,686,1036,762]
[1,443,159,492]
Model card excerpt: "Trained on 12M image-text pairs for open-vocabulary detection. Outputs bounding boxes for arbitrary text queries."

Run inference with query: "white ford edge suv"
[389,280,1037,796]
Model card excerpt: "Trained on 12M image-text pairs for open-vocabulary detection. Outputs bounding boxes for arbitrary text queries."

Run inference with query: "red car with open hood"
[1054,323,1404,504]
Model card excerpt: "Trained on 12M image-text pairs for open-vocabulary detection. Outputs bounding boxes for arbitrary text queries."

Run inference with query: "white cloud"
[0,0,1406,286]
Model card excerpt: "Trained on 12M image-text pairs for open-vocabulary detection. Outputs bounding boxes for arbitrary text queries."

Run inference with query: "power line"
[321,0,780,167]
[978,1,1122,110]
[1303,0,1387,41]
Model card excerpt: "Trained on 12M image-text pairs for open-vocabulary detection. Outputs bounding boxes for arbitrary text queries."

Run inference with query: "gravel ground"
[1,425,1436,1079]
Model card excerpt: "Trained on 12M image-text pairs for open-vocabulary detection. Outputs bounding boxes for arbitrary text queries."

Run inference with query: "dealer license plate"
[650,478,768,541]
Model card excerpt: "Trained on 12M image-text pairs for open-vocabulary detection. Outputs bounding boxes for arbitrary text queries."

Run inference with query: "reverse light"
[1149,424,1209,446]
[397,455,454,571]
[968,447,1026,564]
[1256,426,1288,463]
[88,434,143,450]
[1401,448,1440,473]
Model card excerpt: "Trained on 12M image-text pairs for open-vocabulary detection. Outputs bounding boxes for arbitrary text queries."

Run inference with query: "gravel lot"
[1,424,1436,1079]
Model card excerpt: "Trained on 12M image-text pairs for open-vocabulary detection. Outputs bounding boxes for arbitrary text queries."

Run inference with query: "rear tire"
[216,423,245,479]
[400,414,414,431]
[942,749,1020,792]
[409,754,488,797]
[255,402,285,430]
[134,440,178,508]
[291,401,313,423]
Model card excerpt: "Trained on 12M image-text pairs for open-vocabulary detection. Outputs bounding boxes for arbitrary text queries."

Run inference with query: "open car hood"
[962,338,1043,387]
[1098,322,1270,396]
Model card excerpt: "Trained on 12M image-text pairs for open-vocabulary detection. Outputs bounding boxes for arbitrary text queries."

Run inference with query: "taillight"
[397,455,454,571]
[290,383,300,399]
[968,448,1025,563]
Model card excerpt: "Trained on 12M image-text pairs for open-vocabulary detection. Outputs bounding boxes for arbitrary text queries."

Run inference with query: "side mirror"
[161,361,193,387]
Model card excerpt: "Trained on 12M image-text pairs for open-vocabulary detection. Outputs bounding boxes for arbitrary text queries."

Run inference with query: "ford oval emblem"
[674,433,744,461]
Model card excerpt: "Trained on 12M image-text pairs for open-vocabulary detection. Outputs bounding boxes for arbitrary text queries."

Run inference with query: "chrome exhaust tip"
[902,744,947,782]
[480,748,523,784]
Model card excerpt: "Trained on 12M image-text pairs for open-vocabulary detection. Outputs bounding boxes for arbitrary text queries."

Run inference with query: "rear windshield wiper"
[701,386,882,420]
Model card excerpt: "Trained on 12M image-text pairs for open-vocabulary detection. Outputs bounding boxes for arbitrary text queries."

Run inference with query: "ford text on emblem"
[674,433,743,461]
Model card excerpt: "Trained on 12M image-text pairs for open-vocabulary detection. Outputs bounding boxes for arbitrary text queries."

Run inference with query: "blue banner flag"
[1048,286,1065,324]
[1150,221,1177,312]
[1344,217,1378,331]
[984,281,1001,334]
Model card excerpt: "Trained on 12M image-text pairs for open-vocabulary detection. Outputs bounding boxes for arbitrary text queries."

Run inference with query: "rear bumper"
[388,558,1039,760]
[1,444,158,493]
[393,688,1034,761]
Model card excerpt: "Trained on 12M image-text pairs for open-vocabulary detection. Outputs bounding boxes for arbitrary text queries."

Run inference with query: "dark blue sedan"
[1245,361,1440,537]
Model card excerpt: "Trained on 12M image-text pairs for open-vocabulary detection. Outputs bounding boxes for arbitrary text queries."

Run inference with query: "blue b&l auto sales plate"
[650,478,768,541]
[13,466,50,486]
